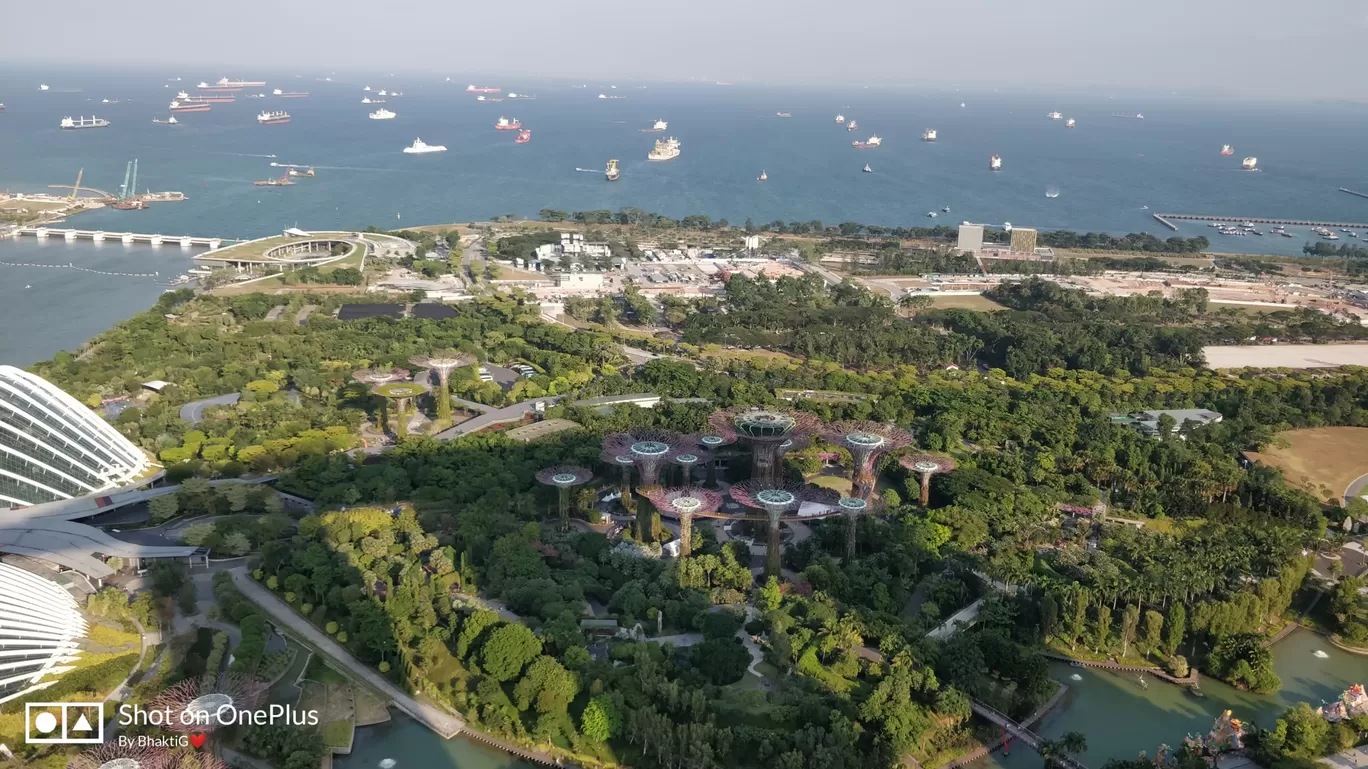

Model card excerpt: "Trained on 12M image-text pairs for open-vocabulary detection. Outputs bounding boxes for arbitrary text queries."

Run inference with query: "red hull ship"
[494,117,522,130]
[514,129,531,143]
[169,100,211,113]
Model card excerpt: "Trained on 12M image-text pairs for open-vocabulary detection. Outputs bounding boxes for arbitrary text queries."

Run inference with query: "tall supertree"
[729,480,834,577]
[822,421,915,500]
[372,381,430,438]
[900,454,957,506]
[601,448,637,496]
[709,407,821,486]
[834,495,886,559]
[600,430,688,488]
[410,350,476,422]
[696,433,737,488]
[670,446,712,487]
[537,465,593,532]
[145,674,267,734]
[641,487,724,557]
[353,367,412,435]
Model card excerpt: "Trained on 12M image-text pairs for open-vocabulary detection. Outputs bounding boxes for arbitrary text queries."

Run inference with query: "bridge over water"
[17,227,228,249]
[969,700,1089,769]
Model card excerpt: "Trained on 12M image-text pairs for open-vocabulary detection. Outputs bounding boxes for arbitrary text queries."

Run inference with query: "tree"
[757,576,783,612]
[1040,732,1087,769]
[1093,605,1112,653]
[182,523,217,546]
[1068,587,1090,651]
[580,693,621,742]
[149,494,180,523]
[513,656,578,714]
[1040,592,1060,642]
[1141,610,1164,659]
[692,638,749,685]
[219,532,251,557]
[1120,604,1141,658]
[481,624,542,681]
[1163,604,1186,659]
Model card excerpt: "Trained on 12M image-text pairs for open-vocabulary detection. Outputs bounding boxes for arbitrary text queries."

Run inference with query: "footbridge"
[17,227,228,249]
[969,700,1088,769]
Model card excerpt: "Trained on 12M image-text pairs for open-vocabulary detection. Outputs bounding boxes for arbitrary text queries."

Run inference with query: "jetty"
[1340,188,1368,201]
[1154,213,1368,229]
[1040,652,1200,685]
[16,227,230,249]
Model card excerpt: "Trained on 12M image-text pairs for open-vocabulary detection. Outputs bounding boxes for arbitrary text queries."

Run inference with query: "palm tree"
[1039,731,1088,769]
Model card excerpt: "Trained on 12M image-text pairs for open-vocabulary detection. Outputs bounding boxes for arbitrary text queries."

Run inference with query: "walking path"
[1321,745,1368,769]
[1039,652,1199,685]
[935,685,1075,769]
[227,568,466,739]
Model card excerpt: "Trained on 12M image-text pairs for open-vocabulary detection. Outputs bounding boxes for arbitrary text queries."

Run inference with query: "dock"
[1340,188,1368,201]
[1155,213,1368,229]
[1153,213,1178,231]
[16,227,231,249]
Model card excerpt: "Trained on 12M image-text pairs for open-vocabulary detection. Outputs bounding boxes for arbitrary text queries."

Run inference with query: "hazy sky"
[5,0,1366,97]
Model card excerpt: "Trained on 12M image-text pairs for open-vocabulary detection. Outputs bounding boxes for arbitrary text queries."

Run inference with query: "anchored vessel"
[60,116,110,129]
[1221,144,1234,155]
[775,111,792,118]
[1242,156,1258,171]
[1066,118,1076,128]
[922,128,937,141]
[641,119,668,132]
[152,116,179,125]
[403,137,447,154]
[1048,111,1063,120]
[648,136,681,161]
[200,77,265,91]
[990,154,1002,171]
[369,108,396,120]
[605,159,620,181]
[257,111,290,125]
[494,116,522,130]
[254,175,294,186]
[852,135,882,148]
[169,100,210,113]
[273,88,309,98]
[514,128,531,143]
[835,114,845,124]
[466,84,500,93]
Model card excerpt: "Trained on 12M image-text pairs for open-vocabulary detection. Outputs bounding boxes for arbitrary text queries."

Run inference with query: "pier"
[1340,188,1368,201]
[16,227,229,249]
[1153,213,1178,231]
[1155,213,1368,229]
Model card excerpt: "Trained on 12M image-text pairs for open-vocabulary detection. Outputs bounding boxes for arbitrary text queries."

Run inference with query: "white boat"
[847,120,858,131]
[1066,118,1076,128]
[1048,111,1063,120]
[942,206,950,212]
[39,84,49,91]
[852,135,882,148]
[990,154,1002,171]
[1242,156,1258,170]
[363,86,371,91]
[641,119,668,132]
[927,212,938,218]
[922,128,937,142]
[757,170,767,182]
[648,136,681,161]
[403,137,446,154]
[835,113,845,124]
[862,164,872,173]
[369,108,396,120]
[378,89,388,96]
[152,116,179,125]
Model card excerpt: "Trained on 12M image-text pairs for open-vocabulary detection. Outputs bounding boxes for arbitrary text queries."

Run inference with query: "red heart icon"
[189,733,207,749]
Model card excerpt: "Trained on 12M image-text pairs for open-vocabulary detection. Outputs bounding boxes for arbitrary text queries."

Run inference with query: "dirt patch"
[928,294,1006,311]
[1245,427,1368,499]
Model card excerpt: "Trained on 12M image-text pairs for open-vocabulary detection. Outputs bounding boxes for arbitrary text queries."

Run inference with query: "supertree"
[709,407,821,486]
[601,448,637,496]
[600,430,688,488]
[821,421,915,500]
[69,745,229,769]
[670,446,712,487]
[641,486,724,557]
[537,465,593,532]
[695,432,737,488]
[353,367,412,435]
[729,480,834,577]
[834,495,886,560]
[372,381,430,438]
[899,454,957,506]
[145,673,267,734]
[410,350,476,422]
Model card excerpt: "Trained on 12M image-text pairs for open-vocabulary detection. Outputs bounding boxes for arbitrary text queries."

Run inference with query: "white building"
[957,224,985,255]
[553,272,607,292]
[0,562,87,704]
[0,366,151,508]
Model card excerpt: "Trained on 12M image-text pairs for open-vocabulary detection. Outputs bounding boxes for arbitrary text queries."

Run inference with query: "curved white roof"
[0,561,87,704]
[0,365,150,508]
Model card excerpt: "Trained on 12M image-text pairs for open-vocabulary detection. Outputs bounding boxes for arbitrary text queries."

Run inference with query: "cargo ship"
[641,119,668,132]
[757,170,767,182]
[922,129,936,142]
[648,136,681,161]
[1220,144,1234,156]
[514,129,531,143]
[200,78,265,91]
[361,97,386,104]
[403,137,447,154]
[466,84,500,93]
[852,135,882,148]
[1066,118,1076,128]
[60,116,110,129]
[1048,111,1063,120]
[254,175,294,187]
[169,100,210,113]
[257,110,290,125]
[369,108,396,120]
[835,114,845,124]
[990,154,1002,171]
[775,112,792,118]
[1111,112,1144,119]
[605,159,620,181]
[494,116,522,130]
[181,92,235,103]
[152,116,179,125]
[847,120,858,131]
[1242,156,1258,171]
[273,88,310,98]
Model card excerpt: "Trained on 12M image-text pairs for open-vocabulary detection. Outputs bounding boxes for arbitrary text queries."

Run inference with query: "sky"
[4,0,1367,98]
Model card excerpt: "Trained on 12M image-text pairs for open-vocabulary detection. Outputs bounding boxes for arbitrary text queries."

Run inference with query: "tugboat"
[757,170,767,182]
[514,128,531,143]
[852,135,882,149]
[605,159,620,181]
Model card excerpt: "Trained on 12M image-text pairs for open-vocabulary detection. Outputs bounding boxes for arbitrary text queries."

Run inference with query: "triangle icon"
[72,713,93,732]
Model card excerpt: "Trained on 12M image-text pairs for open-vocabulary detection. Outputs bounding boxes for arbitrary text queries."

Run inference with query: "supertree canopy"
[694,433,736,487]
[600,430,688,488]
[834,495,886,559]
[821,421,915,500]
[410,350,476,421]
[145,674,266,733]
[641,486,724,557]
[670,446,712,487]
[69,744,229,769]
[536,465,593,532]
[708,407,821,486]
[371,381,430,438]
[899,454,957,506]
[728,479,837,577]
[351,367,411,386]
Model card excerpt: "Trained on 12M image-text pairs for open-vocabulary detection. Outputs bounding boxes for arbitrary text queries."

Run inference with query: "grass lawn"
[808,473,853,496]
[1244,426,1368,499]
[305,655,349,685]
[927,294,1008,311]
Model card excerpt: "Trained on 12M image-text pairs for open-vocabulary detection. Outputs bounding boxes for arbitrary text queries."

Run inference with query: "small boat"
[847,120,858,131]
[835,114,845,124]
[287,167,315,177]
[942,206,950,212]
[25,285,32,289]
[1220,144,1234,156]
[926,212,937,218]
[1136,675,1149,690]
[862,164,872,173]
[775,112,792,118]
[152,116,179,125]
[606,159,620,181]
[1187,686,1206,699]
[757,170,767,182]
[990,154,1002,171]
[1066,118,1076,128]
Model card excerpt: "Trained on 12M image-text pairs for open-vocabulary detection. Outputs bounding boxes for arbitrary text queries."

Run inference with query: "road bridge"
[17,227,228,248]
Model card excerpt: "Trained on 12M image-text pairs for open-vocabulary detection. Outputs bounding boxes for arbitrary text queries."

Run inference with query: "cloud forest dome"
[0,561,88,705]
[0,365,151,507]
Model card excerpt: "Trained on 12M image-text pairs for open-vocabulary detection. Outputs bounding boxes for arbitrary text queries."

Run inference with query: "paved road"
[229,568,466,738]
[432,395,565,440]
[179,393,241,424]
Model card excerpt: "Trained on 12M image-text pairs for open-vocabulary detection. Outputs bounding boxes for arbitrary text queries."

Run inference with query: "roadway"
[179,393,242,424]
[228,568,466,739]
[432,395,565,440]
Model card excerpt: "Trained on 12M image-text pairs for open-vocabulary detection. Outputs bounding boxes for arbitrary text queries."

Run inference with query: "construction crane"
[117,160,138,201]
[68,168,83,201]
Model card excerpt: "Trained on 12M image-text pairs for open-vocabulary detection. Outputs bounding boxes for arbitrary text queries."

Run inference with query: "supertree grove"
[145,674,267,734]
[409,350,476,422]
[821,421,915,499]
[640,486,724,557]
[536,465,593,531]
[729,480,837,577]
[834,495,886,559]
[899,454,957,506]
[708,407,820,486]
[352,367,414,436]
